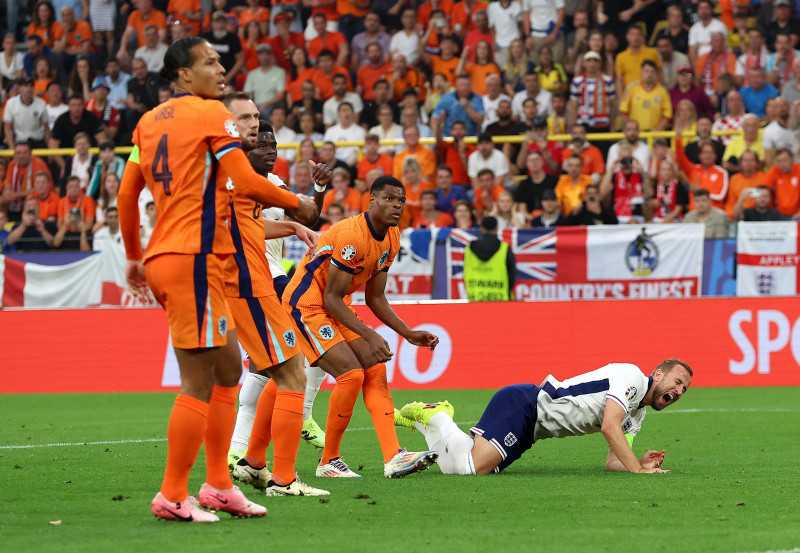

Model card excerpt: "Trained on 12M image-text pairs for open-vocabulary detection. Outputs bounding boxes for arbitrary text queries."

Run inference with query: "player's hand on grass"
[639,449,666,470]
[126,260,154,303]
[292,195,320,225]
[406,330,439,350]
[309,160,333,185]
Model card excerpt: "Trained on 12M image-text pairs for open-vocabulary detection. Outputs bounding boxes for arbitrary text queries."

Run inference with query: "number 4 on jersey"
[152,134,173,196]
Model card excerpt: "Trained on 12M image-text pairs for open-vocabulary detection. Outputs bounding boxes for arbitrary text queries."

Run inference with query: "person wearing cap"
[201,10,245,87]
[765,0,800,52]
[2,76,50,150]
[668,64,713,120]
[243,42,286,118]
[86,76,121,143]
[688,0,728,63]
[655,35,690,90]
[530,188,565,227]
[116,0,168,69]
[568,51,616,139]
[134,25,168,75]
[463,215,516,302]
[269,11,306,73]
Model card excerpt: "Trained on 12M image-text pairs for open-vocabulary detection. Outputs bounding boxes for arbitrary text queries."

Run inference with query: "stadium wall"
[2,297,799,393]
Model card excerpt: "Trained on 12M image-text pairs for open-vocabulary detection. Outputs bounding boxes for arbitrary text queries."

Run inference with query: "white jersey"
[262,173,288,278]
[533,363,649,442]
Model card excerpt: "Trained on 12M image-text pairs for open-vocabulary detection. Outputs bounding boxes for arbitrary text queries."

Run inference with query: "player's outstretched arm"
[264,220,318,249]
[602,400,668,473]
[221,148,319,223]
[365,271,438,350]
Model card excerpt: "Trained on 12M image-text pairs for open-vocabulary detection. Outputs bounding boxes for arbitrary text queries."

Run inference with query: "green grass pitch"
[2,388,799,553]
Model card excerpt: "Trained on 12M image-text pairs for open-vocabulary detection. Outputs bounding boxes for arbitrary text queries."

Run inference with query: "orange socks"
[363,363,401,462]
[160,394,208,503]
[246,379,278,467]
[321,369,364,464]
[204,385,238,490]
[270,391,304,485]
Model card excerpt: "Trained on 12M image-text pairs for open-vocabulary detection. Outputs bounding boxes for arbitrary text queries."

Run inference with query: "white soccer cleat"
[383,449,438,478]
[232,458,272,490]
[315,457,362,478]
[265,477,330,496]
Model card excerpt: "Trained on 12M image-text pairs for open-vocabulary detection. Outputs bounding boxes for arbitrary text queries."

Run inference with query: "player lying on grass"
[396,359,692,475]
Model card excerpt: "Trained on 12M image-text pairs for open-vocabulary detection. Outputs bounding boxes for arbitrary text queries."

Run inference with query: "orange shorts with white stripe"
[283,302,362,365]
[228,293,302,370]
[146,253,234,349]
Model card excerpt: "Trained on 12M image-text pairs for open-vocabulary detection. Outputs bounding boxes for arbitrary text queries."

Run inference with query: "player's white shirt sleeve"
[605,362,650,414]
[262,173,288,278]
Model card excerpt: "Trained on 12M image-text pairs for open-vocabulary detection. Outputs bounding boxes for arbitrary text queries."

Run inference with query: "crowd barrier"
[2,296,799,394]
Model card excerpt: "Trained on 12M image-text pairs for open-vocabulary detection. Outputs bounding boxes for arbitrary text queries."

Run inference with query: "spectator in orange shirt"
[725,150,765,218]
[418,0,454,30]
[764,148,800,218]
[269,12,306,73]
[412,189,455,228]
[57,6,92,63]
[675,137,729,211]
[285,47,316,106]
[312,49,352,101]
[420,33,460,87]
[472,167,505,218]
[116,0,167,69]
[57,175,95,228]
[387,52,426,102]
[28,170,59,222]
[463,10,494,61]
[237,0,270,37]
[451,0,488,39]
[399,156,435,227]
[167,0,203,35]
[318,201,346,233]
[28,0,63,49]
[321,167,363,216]
[3,142,52,220]
[694,33,737,97]
[561,123,605,184]
[308,13,349,67]
[357,134,393,183]
[456,41,501,96]
[436,120,476,187]
[393,125,437,182]
[357,42,392,101]
[556,154,594,215]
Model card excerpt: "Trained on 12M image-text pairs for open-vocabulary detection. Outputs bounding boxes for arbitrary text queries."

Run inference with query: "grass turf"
[1,388,799,553]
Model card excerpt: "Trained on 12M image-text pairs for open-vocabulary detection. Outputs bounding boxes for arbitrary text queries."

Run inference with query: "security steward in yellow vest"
[463,216,516,301]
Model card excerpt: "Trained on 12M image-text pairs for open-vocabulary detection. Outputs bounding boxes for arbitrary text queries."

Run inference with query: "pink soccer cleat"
[198,483,267,518]
[151,492,219,522]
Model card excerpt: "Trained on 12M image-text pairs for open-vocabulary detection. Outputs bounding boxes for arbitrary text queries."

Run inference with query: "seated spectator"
[685,116,725,165]
[725,150,766,218]
[484,99,523,165]
[676,136,729,211]
[419,33,460,88]
[695,32,736,98]
[472,168,505,219]
[763,148,800,218]
[92,205,123,252]
[57,175,95,228]
[530,188,565,227]
[734,185,783,222]
[307,13,348,66]
[124,58,165,134]
[295,113,323,145]
[0,210,10,251]
[29,170,59,222]
[435,119,475,187]
[356,42,392,101]
[672,100,698,142]
[3,76,49,150]
[546,92,569,145]
[23,34,64,85]
[87,141,126,200]
[268,12,304,73]
[313,49,353,102]
[434,165,468,215]
[318,141,354,180]
[290,162,314,196]
[561,123,604,184]
[368,104,402,157]
[490,190,525,229]
[615,25,660,93]
[322,102,366,167]
[568,52,616,136]
[534,44,568,95]
[396,102,434,152]
[723,115,764,174]
[479,74,510,131]
[53,204,92,251]
[619,60,672,132]
[322,74,363,129]
[515,149,558,224]
[564,183,618,225]
[412,189,455,229]
[647,159,688,224]
[5,196,57,251]
[167,0,202,35]
[669,65,714,120]
[763,98,795,167]
[321,168,362,217]
[503,38,534,97]
[68,56,99,101]
[517,116,561,176]
[116,0,168,68]
[361,79,398,131]
[285,49,317,106]
[139,200,156,250]
[201,11,245,88]
[688,0,728,61]
[600,146,647,224]
[32,57,53,103]
[44,82,68,131]
[269,105,297,164]
[684,188,730,238]
[28,0,63,49]
[656,35,690,91]
[94,172,120,232]
[86,77,120,143]
[134,25,168,75]
[318,201,346,233]
[387,52,425,103]
[556,154,594,215]
[736,27,768,86]
[0,34,25,89]
[463,9,493,60]
[457,41,501,97]
[104,58,130,117]
[64,132,96,192]
[740,66,778,120]
[351,12,391,72]
[288,79,323,132]
[712,90,746,146]
[390,9,420,66]
[468,134,510,189]
[512,70,552,121]
[606,120,652,174]
[766,32,800,90]
[244,43,286,118]
[451,199,476,229]
[394,125,437,182]
[2,141,52,221]
[399,157,435,227]
[357,134,393,184]
[237,0,269,37]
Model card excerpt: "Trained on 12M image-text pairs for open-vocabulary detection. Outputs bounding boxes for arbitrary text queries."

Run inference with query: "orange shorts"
[146,253,234,350]
[228,294,302,370]
[284,303,362,365]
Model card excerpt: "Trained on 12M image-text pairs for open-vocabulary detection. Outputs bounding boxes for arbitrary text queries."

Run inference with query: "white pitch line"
[737,548,800,553]
[662,408,796,414]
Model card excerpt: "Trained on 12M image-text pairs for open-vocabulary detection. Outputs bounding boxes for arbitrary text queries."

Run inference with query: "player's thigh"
[146,253,233,350]
[263,354,306,391]
[214,328,244,387]
[229,294,302,371]
[284,303,356,366]
[471,435,504,475]
[315,341,362,378]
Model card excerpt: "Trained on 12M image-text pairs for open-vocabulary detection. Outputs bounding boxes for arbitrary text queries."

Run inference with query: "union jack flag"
[447,228,558,297]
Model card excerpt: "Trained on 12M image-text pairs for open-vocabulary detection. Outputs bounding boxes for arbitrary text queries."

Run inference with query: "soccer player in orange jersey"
[219,92,329,496]
[117,36,318,522]
[283,175,440,478]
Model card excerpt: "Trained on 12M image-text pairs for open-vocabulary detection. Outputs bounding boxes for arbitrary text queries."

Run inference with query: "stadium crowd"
[2,0,800,253]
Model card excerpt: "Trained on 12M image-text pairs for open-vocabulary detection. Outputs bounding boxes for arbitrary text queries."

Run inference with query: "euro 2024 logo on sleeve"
[341,244,357,261]
[625,227,661,276]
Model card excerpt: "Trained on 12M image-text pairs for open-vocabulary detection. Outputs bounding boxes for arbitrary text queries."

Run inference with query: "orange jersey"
[725,171,764,217]
[27,22,63,48]
[676,139,729,210]
[132,94,242,262]
[127,9,168,47]
[431,55,460,87]
[764,164,800,216]
[64,20,92,49]
[283,212,400,310]
[357,154,393,181]
[322,187,363,213]
[168,0,202,34]
[30,191,59,221]
[224,173,289,298]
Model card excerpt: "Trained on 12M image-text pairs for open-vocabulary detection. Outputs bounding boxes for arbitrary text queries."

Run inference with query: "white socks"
[229,372,269,452]
[303,361,326,421]
[418,412,476,475]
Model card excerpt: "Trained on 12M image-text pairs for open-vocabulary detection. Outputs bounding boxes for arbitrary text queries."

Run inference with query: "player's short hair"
[370,175,405,195]
[480,215,498,232]
[654,358,693,377]
[161,36,207,82]
[692,188,710,198]
[258,118,273,134]
[221,90,253,109]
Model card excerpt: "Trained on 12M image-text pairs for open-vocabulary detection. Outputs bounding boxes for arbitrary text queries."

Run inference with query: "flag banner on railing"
[446,225,705,300]
[736,221,800,296]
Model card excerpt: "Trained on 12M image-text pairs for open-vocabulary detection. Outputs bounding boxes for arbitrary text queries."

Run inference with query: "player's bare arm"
[118,157,154,303]
[365,271,438,350]
[263,219,318,249]
[309,160,333,217]
[602,401,668,474]
[324,265,393,363]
